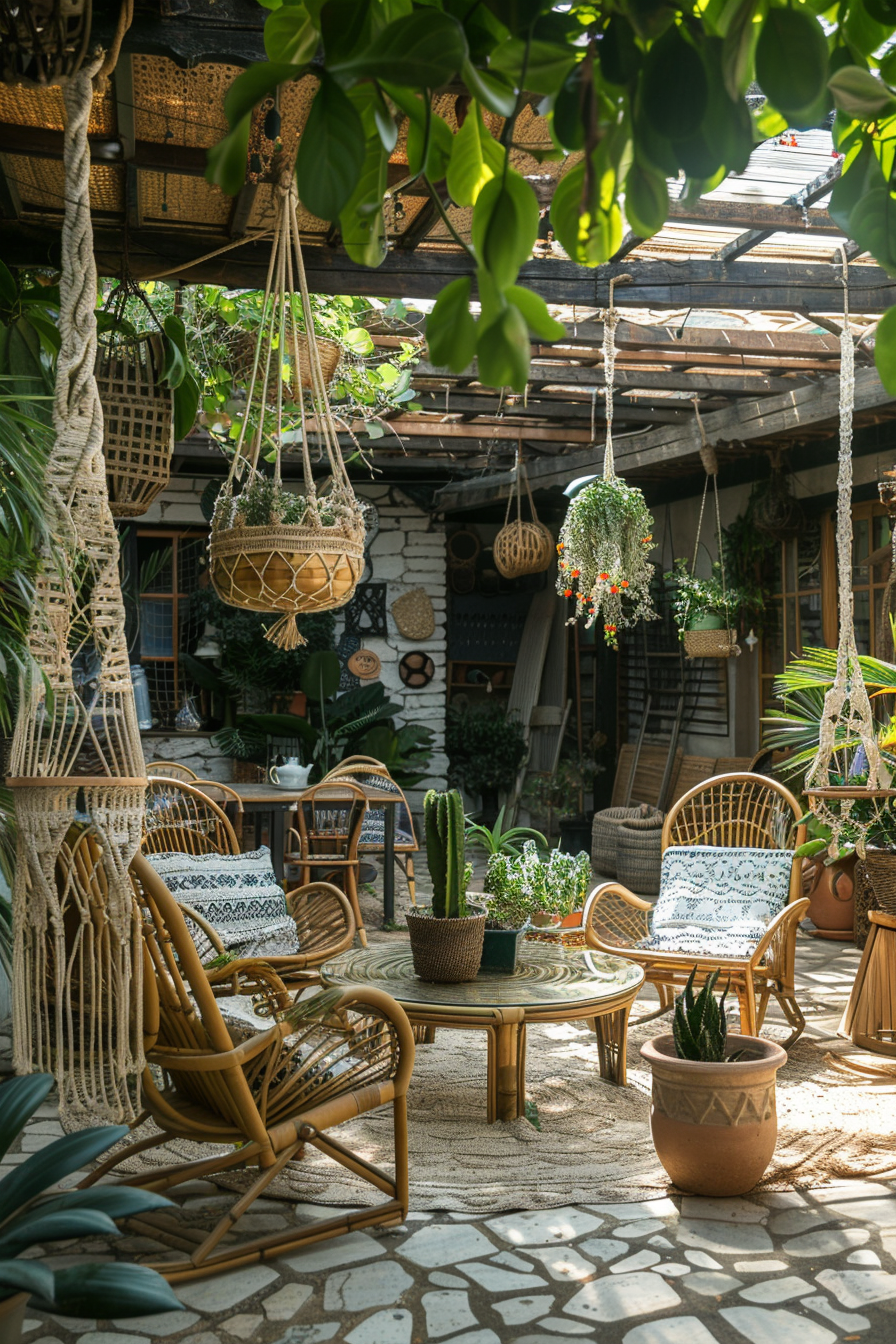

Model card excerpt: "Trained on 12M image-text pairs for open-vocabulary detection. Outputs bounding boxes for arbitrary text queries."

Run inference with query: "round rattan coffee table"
[321,942,644,1123]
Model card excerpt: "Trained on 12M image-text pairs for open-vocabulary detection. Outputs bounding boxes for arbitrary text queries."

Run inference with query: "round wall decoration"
[347,648,382,679]
[399,651,435,688]
[391,587,435,640]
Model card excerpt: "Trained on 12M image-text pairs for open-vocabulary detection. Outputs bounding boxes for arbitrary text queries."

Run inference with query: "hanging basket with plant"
[493,448,553,579]
[229,311,342,406]
[209,177,365,651]
[556,285,657,648]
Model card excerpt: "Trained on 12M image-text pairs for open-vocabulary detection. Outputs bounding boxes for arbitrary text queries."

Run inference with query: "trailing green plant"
[216,473,346,531]
[0,1074,183,1319]
[557,476,656,649]
[523,758,601,832]
[465,805,547,861]
[673,968,745,1063]
[664,557,743,636]
[445,704,526,797]
[424,788,468,920]
[484,840,590,920]
[721,498,780,637]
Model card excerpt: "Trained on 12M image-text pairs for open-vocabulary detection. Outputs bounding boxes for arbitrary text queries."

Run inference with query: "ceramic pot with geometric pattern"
[640,1033,787,1196]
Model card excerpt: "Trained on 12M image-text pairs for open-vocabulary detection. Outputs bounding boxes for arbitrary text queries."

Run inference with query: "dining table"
[199,778,404,922]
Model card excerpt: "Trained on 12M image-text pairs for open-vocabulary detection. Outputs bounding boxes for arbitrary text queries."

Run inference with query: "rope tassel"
[265,612,307,650]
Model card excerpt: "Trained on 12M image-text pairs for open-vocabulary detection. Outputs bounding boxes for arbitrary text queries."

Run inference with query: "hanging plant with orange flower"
[557,475,657,650]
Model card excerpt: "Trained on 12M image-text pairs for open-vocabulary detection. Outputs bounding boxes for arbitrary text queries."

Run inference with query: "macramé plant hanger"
[8,55,147,1124]
[493,443,554,579]
[209,174,365,651]
[680,404,741,661]
[557,276,657,649]
[805,251,896,853]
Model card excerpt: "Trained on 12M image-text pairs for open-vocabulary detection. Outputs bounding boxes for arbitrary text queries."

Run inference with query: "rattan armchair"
[78,853,413,1282]
[146,760,200,782]
[584,772,810,1045]
[323,757,420,904]
[143,778,356,982]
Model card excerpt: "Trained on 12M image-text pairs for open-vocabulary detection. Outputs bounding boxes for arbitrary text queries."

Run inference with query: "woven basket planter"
[857,849,896,917]
[592,806,645,878]
[683,628,741,659]
[210,519,365,646]
[493,520,554,579]
[406,909,485,983]
[97,333,174,518]
[231,323,341,404]
[617,812,664,897]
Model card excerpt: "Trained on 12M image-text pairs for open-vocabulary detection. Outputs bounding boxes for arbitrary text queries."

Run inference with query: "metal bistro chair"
[584,772,810,1045]
[323,757,421,904]
[286,781,369,947]
[75,850,414,1283]
[143,777,355,985]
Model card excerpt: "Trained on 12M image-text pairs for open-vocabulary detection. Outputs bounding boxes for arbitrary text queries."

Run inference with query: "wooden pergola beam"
[413,360,811,396]
[433,364,896,509]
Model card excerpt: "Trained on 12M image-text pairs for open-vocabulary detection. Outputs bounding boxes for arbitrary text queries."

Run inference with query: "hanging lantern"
[96,280,174,518]
[209,178,365,650]
[493,448,553,579]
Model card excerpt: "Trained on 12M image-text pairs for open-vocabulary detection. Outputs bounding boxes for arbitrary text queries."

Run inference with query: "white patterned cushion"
[650,846,793,939]
[148,848,300,958]
[637,924,770,961]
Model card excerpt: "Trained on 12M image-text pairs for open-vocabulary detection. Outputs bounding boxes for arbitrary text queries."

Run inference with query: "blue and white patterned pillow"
[652,846,793,933]
[148,848,300,957]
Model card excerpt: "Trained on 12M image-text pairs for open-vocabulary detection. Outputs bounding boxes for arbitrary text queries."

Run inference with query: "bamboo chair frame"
[77,853,413,1283]
[286,781,369,946]
[322,757,420,904]
[191,778,245,844]
[143,779,356,982]
[146,761,200,783]
[584,773,810,1046]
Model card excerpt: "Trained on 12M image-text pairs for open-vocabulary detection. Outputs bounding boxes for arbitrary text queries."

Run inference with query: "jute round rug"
[135,1014,896,1213]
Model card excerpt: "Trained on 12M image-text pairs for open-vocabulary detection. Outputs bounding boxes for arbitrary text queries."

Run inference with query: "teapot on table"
[268,757,312,790]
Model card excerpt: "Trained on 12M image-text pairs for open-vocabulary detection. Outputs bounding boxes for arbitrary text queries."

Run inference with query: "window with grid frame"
[759,502,893,716]
[135,528,206,729]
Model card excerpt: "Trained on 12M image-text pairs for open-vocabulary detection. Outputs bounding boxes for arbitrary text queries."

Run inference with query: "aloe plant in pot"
[407,789,485,983]
[640,970,787,1197]
[0,1074,182,1341]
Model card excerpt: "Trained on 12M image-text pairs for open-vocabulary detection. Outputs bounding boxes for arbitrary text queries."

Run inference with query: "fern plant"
[673,969,745,1062]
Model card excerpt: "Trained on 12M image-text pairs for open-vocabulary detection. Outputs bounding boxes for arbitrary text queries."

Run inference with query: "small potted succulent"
[664,557,742,658]
[640,970,787,1197]
[0,1074,182,1341]
[406,788,485,983]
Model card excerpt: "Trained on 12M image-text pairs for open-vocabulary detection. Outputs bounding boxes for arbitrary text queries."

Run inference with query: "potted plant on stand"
[665,557,742,658]
[406,789,485,983]
[640,970,787,1197]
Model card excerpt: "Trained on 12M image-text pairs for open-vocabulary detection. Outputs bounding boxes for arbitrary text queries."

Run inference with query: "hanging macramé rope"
[8,56,146,1124]
[680,400,740,660]
[557,276,657,647]
[493,441,553,578]
[209,176,365,649]
[805,250,889,853]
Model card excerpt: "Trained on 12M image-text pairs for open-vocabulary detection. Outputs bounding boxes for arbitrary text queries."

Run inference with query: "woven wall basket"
[97,333,175,518]
[231,323,341,405]
[493,519,554,579]
[392,587,435,640]
[683,628,741,659]
[210,521,366,647]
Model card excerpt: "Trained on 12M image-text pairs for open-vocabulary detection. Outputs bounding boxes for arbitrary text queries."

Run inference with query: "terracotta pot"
[0,1292,29,1342]
[801,853,857,937]
[640,1033,787,1196]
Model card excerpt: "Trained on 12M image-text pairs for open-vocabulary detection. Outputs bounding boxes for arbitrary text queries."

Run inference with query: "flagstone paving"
[7,932,896,1342]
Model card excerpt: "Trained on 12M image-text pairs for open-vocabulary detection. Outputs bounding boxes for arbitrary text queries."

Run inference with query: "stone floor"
[7,928,896,1344]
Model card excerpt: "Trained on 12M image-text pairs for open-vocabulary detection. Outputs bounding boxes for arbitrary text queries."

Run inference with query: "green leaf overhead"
[446,103,505,207]
[624,158,669,238]
[506,285,566,340]
[426,276,477,371]
[829,65,896,120]
[329,9,468,85]
[642,25,708,141]
[295,73,366,219]
[264,4,319,63]
[471,170,540,287]
[875,304,896,393]
[755,7,829,120]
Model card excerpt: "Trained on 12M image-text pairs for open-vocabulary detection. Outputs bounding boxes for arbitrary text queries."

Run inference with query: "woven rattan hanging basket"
[230,318,342,405]
[683,627,741,659]
[96,315,174,519]
[209,179,365,650]
[494,454,553,579]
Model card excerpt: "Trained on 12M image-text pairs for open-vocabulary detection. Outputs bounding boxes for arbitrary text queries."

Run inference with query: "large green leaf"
[264,3,319,63]
[829,137,879,235]
[383,85,453,179]
[0,1074,53,1163]
[224,61,301,127]
[446,103,505,208]
[642,25,708,141]
[300,649,342,700]
[49,1263,183,1318]
[624,158,669,238]
[489,37,576,94]
[828,65,896,120]
[31,1186,174,1222]
[721,0,762,99]
[426,276,478,372]
[330,10,467,86]
[172,369,199,440]
[296,74,366,220]
[551,65,586,152]
[550,160,623,266]
[206,115,252,195]
[339,88,388,266]
[0,1126,128,1225]
[599,15,642,87]
[875,304,896,394]
[0,1209,121,1257]
[755,8,829,119]
[462,58,517,118]
[0,1259,55,1300]
[505,286,565,341]
[849,186,896,274]
[471,170,540,287]
[237,712,317,743]
[476,302,530,391]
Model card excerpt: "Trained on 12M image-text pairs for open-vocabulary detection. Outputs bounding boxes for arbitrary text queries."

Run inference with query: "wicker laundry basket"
[616,811,664,897]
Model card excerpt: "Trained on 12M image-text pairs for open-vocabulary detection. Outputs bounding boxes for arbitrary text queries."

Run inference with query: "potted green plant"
[406,789,485,983]
[523,759,600,850]
[664,557,742,657]
[0,1074,182,1341]
[640,970,787,1197]
[483,841,592,942]
[445,705,527,825]
[478,884,532,973]
[465,805,547,861]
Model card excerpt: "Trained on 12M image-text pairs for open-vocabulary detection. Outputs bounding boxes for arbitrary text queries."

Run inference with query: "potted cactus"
[406,789,485,983]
